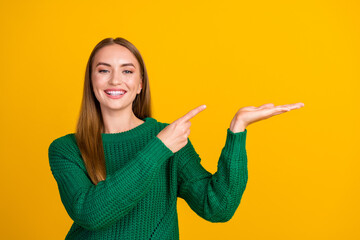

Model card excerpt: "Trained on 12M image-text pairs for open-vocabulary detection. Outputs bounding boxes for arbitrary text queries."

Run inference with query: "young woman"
[48,37,304,239]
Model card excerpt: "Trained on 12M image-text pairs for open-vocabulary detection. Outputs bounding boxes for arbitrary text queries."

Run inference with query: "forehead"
[93,44,139,67]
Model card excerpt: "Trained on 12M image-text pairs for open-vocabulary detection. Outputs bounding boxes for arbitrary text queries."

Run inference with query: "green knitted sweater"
[48,117,248,239]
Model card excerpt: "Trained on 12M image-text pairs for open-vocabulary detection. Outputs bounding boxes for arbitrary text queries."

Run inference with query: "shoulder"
[48,133,79,158]
[48,133,85,171]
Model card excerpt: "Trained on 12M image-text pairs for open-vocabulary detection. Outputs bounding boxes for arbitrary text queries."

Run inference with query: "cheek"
[130,73,142,84]
[91,80,104,98]
[92,75,108,87]
[91,79,99,92]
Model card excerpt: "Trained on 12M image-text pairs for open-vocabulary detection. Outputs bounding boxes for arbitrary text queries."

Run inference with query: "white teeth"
[106,91,125,96]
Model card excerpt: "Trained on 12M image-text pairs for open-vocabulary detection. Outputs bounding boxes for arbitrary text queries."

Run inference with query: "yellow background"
[1,0,359,239]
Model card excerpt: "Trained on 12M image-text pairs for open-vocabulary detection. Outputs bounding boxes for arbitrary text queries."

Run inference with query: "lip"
[105,88,127,92]
[104,89,127,99]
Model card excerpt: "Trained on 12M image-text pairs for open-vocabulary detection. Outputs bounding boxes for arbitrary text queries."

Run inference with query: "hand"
[157,104,207,153]
[230,102,305,133]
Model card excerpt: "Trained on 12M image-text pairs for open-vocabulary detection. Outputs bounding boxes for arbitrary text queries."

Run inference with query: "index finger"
[178,104,207,122]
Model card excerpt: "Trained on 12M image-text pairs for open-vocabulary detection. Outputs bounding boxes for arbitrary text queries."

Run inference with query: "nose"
[109,70,123,85]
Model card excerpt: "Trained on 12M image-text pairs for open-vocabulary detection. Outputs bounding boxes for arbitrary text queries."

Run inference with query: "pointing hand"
[157,105,207,153]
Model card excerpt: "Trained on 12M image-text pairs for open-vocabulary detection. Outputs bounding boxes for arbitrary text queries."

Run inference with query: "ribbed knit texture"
[48,117,248,239]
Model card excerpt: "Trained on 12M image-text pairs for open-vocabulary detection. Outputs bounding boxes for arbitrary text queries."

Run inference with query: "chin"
[102,102,132,111]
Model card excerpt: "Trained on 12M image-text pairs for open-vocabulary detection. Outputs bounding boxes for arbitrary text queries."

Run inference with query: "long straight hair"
[75,37,152,185]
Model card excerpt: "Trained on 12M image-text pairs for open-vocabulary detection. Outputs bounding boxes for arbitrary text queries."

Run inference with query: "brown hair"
[75,37,152,185]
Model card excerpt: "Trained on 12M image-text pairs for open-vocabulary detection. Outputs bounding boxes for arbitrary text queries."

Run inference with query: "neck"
[101,106,144,134]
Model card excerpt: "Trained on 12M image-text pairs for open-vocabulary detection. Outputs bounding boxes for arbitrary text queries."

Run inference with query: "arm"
[48,135,174,231]
[177,128,248,222]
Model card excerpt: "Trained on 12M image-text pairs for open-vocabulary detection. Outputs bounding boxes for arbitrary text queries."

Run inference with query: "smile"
[104,90,127,99]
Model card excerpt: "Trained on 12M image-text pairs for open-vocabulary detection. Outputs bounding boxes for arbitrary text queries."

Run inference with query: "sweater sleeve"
[48,135,174,231]
[177,128,248,222]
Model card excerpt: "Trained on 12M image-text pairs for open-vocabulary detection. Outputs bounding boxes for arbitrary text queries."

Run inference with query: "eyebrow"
[95,62,136,68]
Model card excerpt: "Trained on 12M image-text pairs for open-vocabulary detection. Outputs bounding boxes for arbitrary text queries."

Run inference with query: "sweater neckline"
[101,117,156,143]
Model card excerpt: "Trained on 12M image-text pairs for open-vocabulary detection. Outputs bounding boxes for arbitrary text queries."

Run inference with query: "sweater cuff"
[222,128,247,157]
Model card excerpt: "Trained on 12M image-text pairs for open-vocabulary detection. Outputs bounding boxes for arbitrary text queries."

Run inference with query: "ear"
[137,82,142,94]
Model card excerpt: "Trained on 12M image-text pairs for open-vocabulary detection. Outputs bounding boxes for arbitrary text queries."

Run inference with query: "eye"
[123,70,133,74]
[99,69,109,73]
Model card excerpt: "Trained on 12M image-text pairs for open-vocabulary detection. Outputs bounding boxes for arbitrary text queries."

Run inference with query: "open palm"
[230,102,305,133]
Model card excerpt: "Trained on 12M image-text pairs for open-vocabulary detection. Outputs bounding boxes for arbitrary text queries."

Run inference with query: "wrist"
[230,118,247,133]
[229,123,247,133]
[230,126,246,133]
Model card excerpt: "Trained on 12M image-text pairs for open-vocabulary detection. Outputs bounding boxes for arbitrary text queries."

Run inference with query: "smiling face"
[91,44,143,114]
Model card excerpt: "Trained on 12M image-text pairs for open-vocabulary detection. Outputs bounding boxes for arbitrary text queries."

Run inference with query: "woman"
[48,37,304,239]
